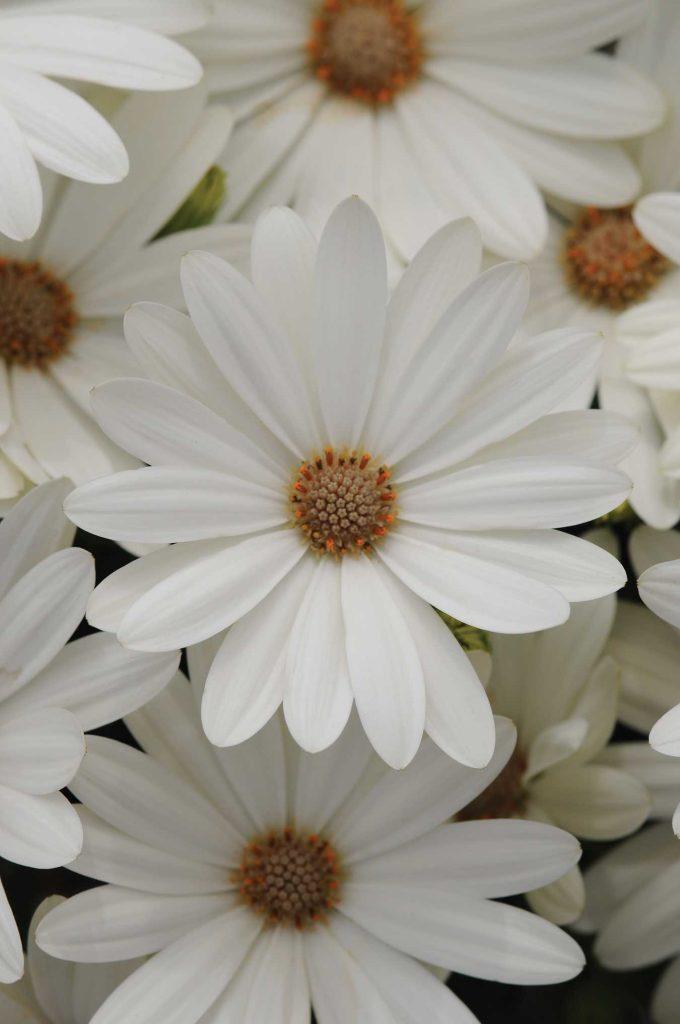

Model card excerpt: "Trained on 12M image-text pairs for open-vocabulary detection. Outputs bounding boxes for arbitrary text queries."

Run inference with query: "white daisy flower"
[35,657,585,1024]
[461,595,651,926]
[579,821,680,1024]
[64,199,632,768]
[0,0,207,242]
[0,897,142,1024]
[187,0,664,263]
[516,0,680,525]
[0,85,250,501]
[0,478,180,985]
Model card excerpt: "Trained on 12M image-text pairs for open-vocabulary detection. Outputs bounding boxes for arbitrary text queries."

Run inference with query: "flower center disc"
[236,829,341,929]
[456,747,527,821]
[0,258,77,367]
[308,0,422,103]
[291,447,396,556]
[563,207,669,310]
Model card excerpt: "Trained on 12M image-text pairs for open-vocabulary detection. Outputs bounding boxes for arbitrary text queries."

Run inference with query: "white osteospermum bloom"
[35,660,586,1024]
[187,0,664,263]
[579,821,680,1024]
[0,479,180,984]
[0,898,142,1024]
[64,199,633,769]
[0,85,250,501]
[462,595,650,926]
[0,0,206,242]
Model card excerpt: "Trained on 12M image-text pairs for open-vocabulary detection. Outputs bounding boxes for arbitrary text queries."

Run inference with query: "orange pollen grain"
[307,0,422,104]
[290,446,397,556]
[234,829,342,929]
[563,206,669,310]
[0,258,77,368]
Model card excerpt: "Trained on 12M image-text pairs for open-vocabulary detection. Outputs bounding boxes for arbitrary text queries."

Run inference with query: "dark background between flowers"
[1,516,665,1024]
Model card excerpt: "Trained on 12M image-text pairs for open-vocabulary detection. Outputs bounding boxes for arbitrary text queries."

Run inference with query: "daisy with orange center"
[35,670,586,1024]
[194,0,663,264]
[0,87,248,504]
[65,199,632,771]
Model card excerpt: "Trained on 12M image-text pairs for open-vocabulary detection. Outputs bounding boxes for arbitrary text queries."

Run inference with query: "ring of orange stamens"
[563,207,669,310]
[0,258,77,367]
[291,446,396,556]
[308,0,422,104]
[235,828,342,929]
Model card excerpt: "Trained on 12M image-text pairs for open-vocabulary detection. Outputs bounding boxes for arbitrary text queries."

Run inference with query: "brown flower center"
[291,447,396,556]
[456,747,527,821]
[0,258,77,368]
[563,206,669,310]
[235,829,342,929]
[308,0,422,104]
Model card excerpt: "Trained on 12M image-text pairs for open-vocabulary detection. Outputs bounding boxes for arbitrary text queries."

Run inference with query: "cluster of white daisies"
[1,1,680,1022]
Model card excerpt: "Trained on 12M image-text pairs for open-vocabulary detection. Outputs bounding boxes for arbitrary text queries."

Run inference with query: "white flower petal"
[122,302,290,469]
[634,192,680,265]
[70,735,242,867]
[430,54,663,139]
[0,786,82,868]
[525,865,586,927]
[341,555,425,769]
[396,81,546,259]
[422,0,646,61]
[1,633,179,732]
[63,466,287,544]
[375,562,494,768]
[180,250,319,458]
[1,15,202,89]
[327,914,480,1024]
[330,717,516,863]
[0,879,23,983]
[125,674,254,839]
[284,558,353,754]
[0,478,74,601]
[639,558,680,628]
[400,457,630,531]
[531,764,650,841]
[0,708,84,795]
[598,740,680,818]
[351,819,581,899]
[365,216,482,442]
[396,330,604,482]
[378,527,570,633]
[342,884,584,984]
[202,557,315,747]
[116,530,305,652]
[0,98,42,241]
[36,885,231,962]
[377,262,530,463]
[71,806,228,896]
[201,929,308,1024]
[595,858,680,969]
[312,197,387,447]
[0,547,94,694]
[0,62,127,183]
[43,906,261,1024]
[650,706,680,758]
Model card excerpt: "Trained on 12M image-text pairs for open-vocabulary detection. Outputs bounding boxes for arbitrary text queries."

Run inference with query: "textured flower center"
[235,829,342,928]
[0,258,77,368]
[290,447,396,556]
[456,747,527,821]
[563,207,669,310]
[308,0,422,103]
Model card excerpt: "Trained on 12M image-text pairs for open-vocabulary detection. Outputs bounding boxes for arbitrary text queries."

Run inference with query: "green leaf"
[155,165,227,240]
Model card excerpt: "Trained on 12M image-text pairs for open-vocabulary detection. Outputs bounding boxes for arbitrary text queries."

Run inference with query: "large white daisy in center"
[65,199,632,768]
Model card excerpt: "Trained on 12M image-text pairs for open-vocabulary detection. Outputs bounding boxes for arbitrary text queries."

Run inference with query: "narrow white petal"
[0,708,84,794]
